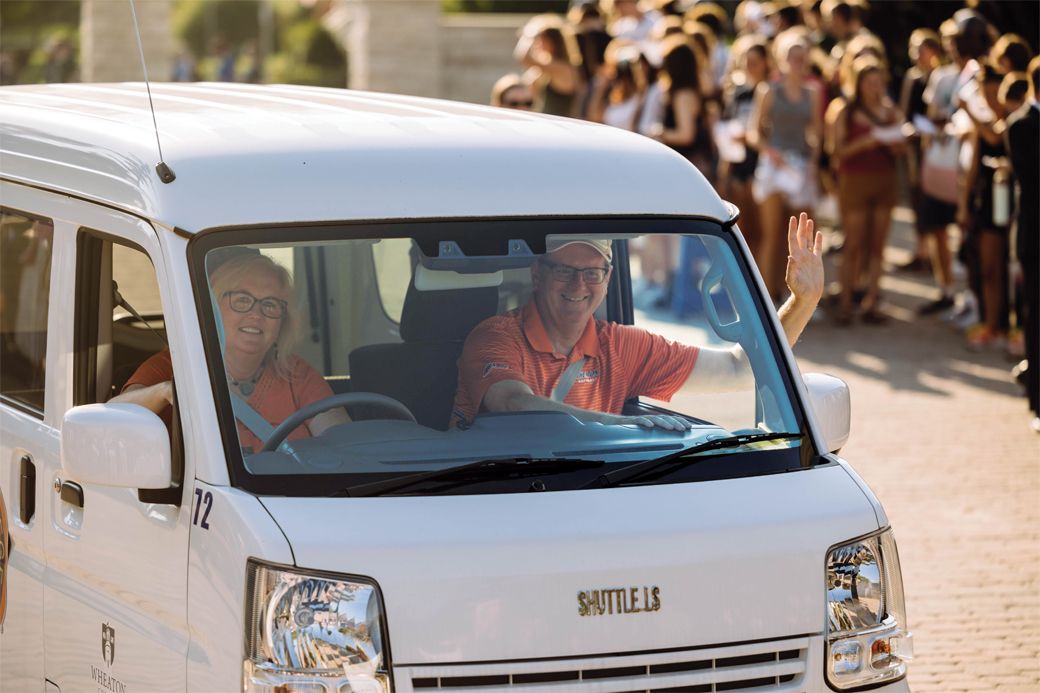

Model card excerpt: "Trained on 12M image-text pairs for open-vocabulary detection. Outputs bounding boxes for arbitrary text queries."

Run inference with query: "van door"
[0,207,55,690]
[38,199,189,692]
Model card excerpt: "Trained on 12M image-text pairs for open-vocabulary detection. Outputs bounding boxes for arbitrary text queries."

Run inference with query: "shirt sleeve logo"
[482,362,510,378]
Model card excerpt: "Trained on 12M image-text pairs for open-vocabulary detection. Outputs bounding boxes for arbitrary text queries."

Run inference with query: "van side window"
[76,230,183,506]
[75,232,166,404]
[0,210,53,414]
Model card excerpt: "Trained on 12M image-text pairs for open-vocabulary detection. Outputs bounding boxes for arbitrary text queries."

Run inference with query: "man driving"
[451,214,824,430]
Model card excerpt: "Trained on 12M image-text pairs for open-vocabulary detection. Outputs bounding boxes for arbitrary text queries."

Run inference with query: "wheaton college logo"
[91,622,128,693]
[102,622,115,666]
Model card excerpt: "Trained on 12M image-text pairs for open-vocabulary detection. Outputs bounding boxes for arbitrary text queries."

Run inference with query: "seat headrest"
[400,282,498,342]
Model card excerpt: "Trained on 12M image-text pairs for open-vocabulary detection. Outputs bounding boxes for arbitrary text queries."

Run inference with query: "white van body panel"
[0,83,729,232]
[261,464,876,664]
[0,411,53,690]
[186,483,294,692]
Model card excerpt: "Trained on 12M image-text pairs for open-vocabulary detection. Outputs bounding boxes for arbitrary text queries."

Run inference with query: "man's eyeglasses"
[542,261,611,285]
[222,290,288,319]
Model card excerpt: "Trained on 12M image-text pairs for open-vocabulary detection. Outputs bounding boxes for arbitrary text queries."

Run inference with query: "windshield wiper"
[338,457,605,497]
[581,432,802,489]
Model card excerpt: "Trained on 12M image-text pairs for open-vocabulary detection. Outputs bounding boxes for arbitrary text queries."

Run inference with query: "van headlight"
[825,529,913,689]
[244,560,391,693]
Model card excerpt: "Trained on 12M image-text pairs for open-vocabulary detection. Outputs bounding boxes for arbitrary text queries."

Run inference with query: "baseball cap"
[544,238,613,263]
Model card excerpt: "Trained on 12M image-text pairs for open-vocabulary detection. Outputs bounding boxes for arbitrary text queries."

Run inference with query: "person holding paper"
[830,56,906,324]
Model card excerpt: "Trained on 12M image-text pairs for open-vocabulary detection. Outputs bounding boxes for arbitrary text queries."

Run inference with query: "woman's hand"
[784,213,824,304]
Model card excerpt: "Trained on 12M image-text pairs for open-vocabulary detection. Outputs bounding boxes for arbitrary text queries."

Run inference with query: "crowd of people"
[491,0,1039,433]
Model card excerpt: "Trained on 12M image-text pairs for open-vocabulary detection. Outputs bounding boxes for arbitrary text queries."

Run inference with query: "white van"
[0,82,911,692]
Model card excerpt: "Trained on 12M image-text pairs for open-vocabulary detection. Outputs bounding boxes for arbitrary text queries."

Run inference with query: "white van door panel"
[25,193,190,692]
[0,198,69,692]
[0,420,55,691]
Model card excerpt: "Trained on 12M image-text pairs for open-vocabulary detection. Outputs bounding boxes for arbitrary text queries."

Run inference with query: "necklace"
[229,365,264,397]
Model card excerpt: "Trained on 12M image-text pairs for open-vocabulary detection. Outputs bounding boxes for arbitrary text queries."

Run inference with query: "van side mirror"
[803,373,850,454]
[61,404,172,489]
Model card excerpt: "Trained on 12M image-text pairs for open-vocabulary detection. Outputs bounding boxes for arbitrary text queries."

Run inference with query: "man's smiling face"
[532,243,612,340]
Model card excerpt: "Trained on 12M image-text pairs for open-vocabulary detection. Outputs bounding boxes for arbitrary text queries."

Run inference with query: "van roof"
[0,83,730,232]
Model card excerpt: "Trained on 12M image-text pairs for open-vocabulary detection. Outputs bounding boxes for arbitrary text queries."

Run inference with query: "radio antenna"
[128,0,176,184]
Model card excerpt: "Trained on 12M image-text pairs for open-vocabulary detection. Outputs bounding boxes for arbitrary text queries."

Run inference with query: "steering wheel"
[260,392,416,453]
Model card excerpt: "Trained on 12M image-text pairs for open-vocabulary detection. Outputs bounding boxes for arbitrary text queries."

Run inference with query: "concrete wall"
[339,0,442,98]
[80,0,172,83]
[439,14,531,105]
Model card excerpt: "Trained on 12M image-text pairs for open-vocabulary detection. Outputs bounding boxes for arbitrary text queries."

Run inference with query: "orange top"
[452,302,699,427]
[124,349,333,453]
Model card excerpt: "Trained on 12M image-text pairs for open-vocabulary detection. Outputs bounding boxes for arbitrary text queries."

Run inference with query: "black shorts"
[920,194,956,231]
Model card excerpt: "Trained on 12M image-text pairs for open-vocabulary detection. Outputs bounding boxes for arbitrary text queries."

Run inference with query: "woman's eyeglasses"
[223,290,288,319]
[542,261,610,285]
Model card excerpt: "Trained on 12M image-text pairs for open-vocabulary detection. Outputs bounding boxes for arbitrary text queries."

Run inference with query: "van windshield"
[190,218,814,496]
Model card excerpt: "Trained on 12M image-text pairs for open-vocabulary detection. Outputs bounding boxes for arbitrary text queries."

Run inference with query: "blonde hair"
[773,26,811,69]
[209,253,299,380]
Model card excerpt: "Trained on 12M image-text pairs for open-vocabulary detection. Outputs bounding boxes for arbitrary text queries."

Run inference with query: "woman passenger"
[113,253,349,453]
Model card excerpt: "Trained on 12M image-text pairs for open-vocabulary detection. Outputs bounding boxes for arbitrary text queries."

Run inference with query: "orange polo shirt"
[452,301,699,427]
[124,349,333,453]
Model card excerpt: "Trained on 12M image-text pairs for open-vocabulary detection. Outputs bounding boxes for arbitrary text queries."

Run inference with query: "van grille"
[398,636,808,692]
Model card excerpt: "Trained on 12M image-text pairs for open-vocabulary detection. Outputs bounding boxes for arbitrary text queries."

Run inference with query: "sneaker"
[953,303,981,330]
[918,295,955,315]
[1011,359,1028,387]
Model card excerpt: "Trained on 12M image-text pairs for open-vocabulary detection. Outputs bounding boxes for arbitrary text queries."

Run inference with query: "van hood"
[259,464,876,664]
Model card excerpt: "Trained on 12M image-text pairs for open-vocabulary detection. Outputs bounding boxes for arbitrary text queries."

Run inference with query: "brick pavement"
[791,209,1040,691]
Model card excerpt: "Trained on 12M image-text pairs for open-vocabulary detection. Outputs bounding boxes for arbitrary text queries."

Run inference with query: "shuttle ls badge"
[578,586,661,616]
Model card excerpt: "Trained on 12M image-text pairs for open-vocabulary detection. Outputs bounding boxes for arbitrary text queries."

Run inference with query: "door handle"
[53,478,84,509]
[19,455,35,524]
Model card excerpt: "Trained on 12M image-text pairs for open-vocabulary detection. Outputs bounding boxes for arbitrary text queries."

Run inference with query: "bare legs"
[978,231,1007,335]
[728,180,762,259]
[838,207,868,317]
[862,204,893,312]
[756,192,793,300]
[926,226,954,296]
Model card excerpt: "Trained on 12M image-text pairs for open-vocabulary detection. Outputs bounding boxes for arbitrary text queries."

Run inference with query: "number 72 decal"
[192,488,213,530]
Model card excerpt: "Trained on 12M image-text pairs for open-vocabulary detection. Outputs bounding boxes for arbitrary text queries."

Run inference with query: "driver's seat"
[348,281,498,430]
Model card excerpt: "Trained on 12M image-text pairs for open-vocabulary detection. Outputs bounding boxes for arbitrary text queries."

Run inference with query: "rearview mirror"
[803,373,850,453]
[61,404,172,489]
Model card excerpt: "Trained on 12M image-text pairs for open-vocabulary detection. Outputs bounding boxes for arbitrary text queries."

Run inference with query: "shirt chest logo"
[575,367,599,384]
